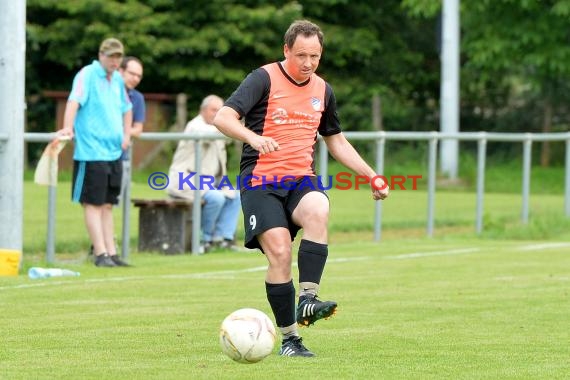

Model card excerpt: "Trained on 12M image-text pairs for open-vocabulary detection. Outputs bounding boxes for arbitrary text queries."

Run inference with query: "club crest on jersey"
[311,97,321,111]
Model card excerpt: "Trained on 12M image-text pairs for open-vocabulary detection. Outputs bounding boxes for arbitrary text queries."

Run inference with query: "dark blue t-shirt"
[122,88,146,160]
[128,88,146,123]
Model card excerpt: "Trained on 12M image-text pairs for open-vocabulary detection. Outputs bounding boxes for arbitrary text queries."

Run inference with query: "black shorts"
[72,160,122,205]
[240,176,329,250]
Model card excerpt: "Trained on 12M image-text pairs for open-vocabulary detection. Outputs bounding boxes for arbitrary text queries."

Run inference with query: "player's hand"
[121,135,131,151]
[371,176,389,201]
[58,127,74,139]
[249,136,279,155]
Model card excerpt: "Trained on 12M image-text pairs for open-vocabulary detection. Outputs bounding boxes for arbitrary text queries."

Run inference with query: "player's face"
[99,52,123,75]
[120,61,143,89]
[283,34,322,83]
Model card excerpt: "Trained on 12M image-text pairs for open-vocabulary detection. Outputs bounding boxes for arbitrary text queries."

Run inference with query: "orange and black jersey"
[225,62,342,186]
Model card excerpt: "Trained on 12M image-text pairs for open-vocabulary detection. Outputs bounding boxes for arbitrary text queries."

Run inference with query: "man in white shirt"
[167,95,240,252]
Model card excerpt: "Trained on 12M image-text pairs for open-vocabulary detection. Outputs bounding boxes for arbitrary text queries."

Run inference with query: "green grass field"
[2,239,570,379]
[2,177,570,379]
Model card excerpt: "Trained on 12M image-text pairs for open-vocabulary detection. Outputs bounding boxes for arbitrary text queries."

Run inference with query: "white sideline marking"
[495,275,569,281]
[0,257,369,291]
[517,242,570,251]
[4,242,568,291]
[384,247,480,260]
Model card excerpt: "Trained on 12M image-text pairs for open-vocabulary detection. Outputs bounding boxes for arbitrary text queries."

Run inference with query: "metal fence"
[24,131,570,263]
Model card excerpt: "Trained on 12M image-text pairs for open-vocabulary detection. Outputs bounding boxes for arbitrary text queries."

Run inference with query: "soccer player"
[214,20,389,357]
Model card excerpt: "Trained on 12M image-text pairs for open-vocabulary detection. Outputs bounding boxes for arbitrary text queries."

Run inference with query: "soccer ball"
[219,308,277,364]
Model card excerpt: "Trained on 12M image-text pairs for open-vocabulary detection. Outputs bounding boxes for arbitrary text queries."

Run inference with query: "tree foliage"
[26,0,570,163]
[403,0,570,126]
[26,0,439,134]
[403,0,570,164]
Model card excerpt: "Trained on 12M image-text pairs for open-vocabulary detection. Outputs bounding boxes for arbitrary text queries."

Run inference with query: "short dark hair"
[120,56,142,70]
[284,20,324,49]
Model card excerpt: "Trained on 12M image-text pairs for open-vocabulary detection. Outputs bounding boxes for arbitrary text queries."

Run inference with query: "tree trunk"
[540,101,552,167]
[372,94,383,131]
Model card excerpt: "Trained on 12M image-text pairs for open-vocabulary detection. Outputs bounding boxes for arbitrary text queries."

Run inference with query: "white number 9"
[249,215,257,230]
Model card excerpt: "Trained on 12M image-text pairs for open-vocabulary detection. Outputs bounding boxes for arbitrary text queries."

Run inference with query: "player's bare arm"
[130,121,144,138]
[323,133,389,200]
[214,106,280,154]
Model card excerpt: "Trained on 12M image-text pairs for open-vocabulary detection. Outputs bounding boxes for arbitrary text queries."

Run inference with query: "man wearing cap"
[59,37,133,267]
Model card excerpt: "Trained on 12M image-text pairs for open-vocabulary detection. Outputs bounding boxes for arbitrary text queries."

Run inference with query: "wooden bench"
[132,198,197,254]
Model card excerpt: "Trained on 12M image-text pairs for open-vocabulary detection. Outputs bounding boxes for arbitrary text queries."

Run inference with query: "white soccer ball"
[219,308,277,364]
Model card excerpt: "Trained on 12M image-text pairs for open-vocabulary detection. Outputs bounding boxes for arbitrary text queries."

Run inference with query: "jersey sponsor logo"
[271,108,288,124]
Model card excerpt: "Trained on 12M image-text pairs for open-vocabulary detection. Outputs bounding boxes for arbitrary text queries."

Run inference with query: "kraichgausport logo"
[147,172,422,191]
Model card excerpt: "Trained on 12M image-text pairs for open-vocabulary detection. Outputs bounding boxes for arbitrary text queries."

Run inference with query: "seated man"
[167,95,240,252]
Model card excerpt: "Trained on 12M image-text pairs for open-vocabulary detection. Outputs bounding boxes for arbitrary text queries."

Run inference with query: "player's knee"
[264,239,291,256]
[295,192,329,223]
[261,236,292,264]
[303,206,329,225]
[270,251,293,273]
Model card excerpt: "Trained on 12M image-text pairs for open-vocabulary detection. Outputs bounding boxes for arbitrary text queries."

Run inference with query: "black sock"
[265,280,296,328]
[298,239,328,284]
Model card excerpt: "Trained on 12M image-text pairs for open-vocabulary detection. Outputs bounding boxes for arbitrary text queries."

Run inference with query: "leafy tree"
[26,0,439,137]
[27,0,301,96]
[403,0,570,164]
[27,0,569,166]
